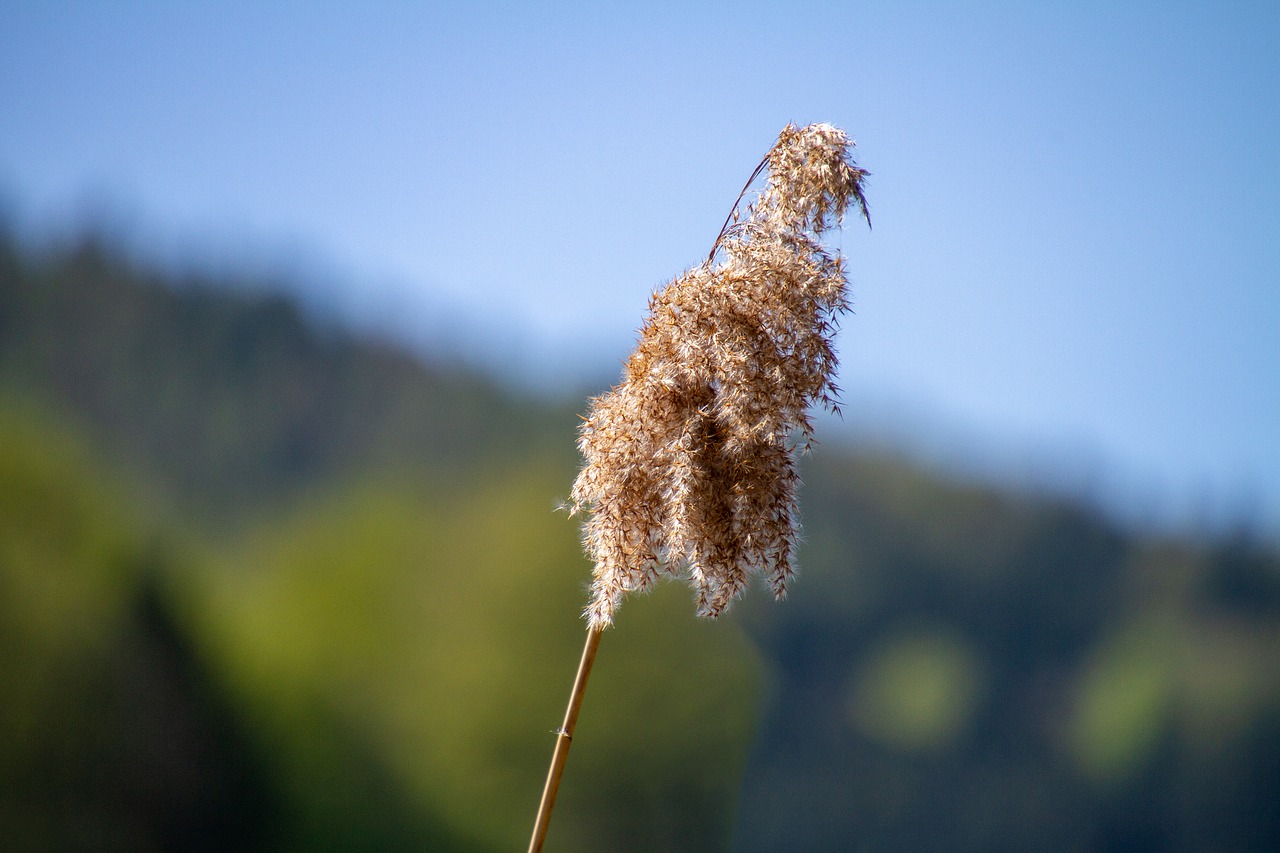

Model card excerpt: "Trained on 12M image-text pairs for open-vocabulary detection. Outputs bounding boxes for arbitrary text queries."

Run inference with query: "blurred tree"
[188,464,761,852]
[0,406,280,850]
[734,453,1280,851]
[2,227,1277,850]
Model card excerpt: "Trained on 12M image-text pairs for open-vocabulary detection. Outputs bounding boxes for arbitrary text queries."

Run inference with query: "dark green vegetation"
[3,230,1278,850]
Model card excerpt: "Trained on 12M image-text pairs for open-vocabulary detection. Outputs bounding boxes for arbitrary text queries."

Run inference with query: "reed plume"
[531,123,867,853]
[570,122,869,629]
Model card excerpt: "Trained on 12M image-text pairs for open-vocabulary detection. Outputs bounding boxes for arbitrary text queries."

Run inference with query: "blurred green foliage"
[847,628,983,751]
[2,230,1279,850]
[0,403,279,850]
[734,454,1280,851]
[187,470,760,851]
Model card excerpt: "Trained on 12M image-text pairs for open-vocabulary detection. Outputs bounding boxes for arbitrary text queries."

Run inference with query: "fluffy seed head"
[570,123,869,629]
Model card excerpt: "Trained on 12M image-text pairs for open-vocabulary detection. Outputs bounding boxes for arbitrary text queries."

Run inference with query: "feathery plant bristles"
[532,122,868,853]
[570,123,869,629]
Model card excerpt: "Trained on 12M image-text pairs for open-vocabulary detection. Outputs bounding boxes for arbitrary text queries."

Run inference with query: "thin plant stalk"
[530,124,867,848]
[528,625,603,853]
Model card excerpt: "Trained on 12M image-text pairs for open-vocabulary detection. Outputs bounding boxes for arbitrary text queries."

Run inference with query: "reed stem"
[528,625,603,853]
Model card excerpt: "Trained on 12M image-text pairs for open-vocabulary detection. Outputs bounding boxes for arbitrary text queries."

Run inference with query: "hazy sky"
[2,1,1278,536]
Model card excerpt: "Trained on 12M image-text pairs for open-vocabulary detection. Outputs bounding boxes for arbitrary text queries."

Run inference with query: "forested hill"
[2,229,1279,851]
[0,230,572,526]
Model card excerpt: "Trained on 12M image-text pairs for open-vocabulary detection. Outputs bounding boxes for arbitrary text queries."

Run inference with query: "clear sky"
[2,0,1278,537]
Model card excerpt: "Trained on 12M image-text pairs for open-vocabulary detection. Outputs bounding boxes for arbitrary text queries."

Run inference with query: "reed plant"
[530,123,870,852]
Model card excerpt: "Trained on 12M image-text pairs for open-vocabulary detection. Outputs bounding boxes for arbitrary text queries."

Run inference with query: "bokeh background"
[2,1,1278,850]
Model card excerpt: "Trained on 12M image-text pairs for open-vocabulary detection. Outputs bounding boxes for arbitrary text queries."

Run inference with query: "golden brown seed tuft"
[570,123,869,629]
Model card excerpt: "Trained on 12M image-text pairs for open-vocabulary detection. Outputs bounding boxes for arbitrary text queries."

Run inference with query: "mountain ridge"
[3,228,1278,850]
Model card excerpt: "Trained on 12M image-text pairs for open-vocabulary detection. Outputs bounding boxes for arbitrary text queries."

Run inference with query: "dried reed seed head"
[572,123,869,629]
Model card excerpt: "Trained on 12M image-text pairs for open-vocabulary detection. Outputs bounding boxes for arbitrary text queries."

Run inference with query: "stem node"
[528,626,603,853]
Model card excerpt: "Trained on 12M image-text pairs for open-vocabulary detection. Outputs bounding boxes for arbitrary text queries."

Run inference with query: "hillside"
[2,230,1278,850]
[0,231,570,526]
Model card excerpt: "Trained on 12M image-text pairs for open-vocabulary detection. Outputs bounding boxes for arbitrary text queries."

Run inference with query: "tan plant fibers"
[571,123,869,629]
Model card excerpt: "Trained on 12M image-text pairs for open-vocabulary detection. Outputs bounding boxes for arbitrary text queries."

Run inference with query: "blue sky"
[2,1,1278,537]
